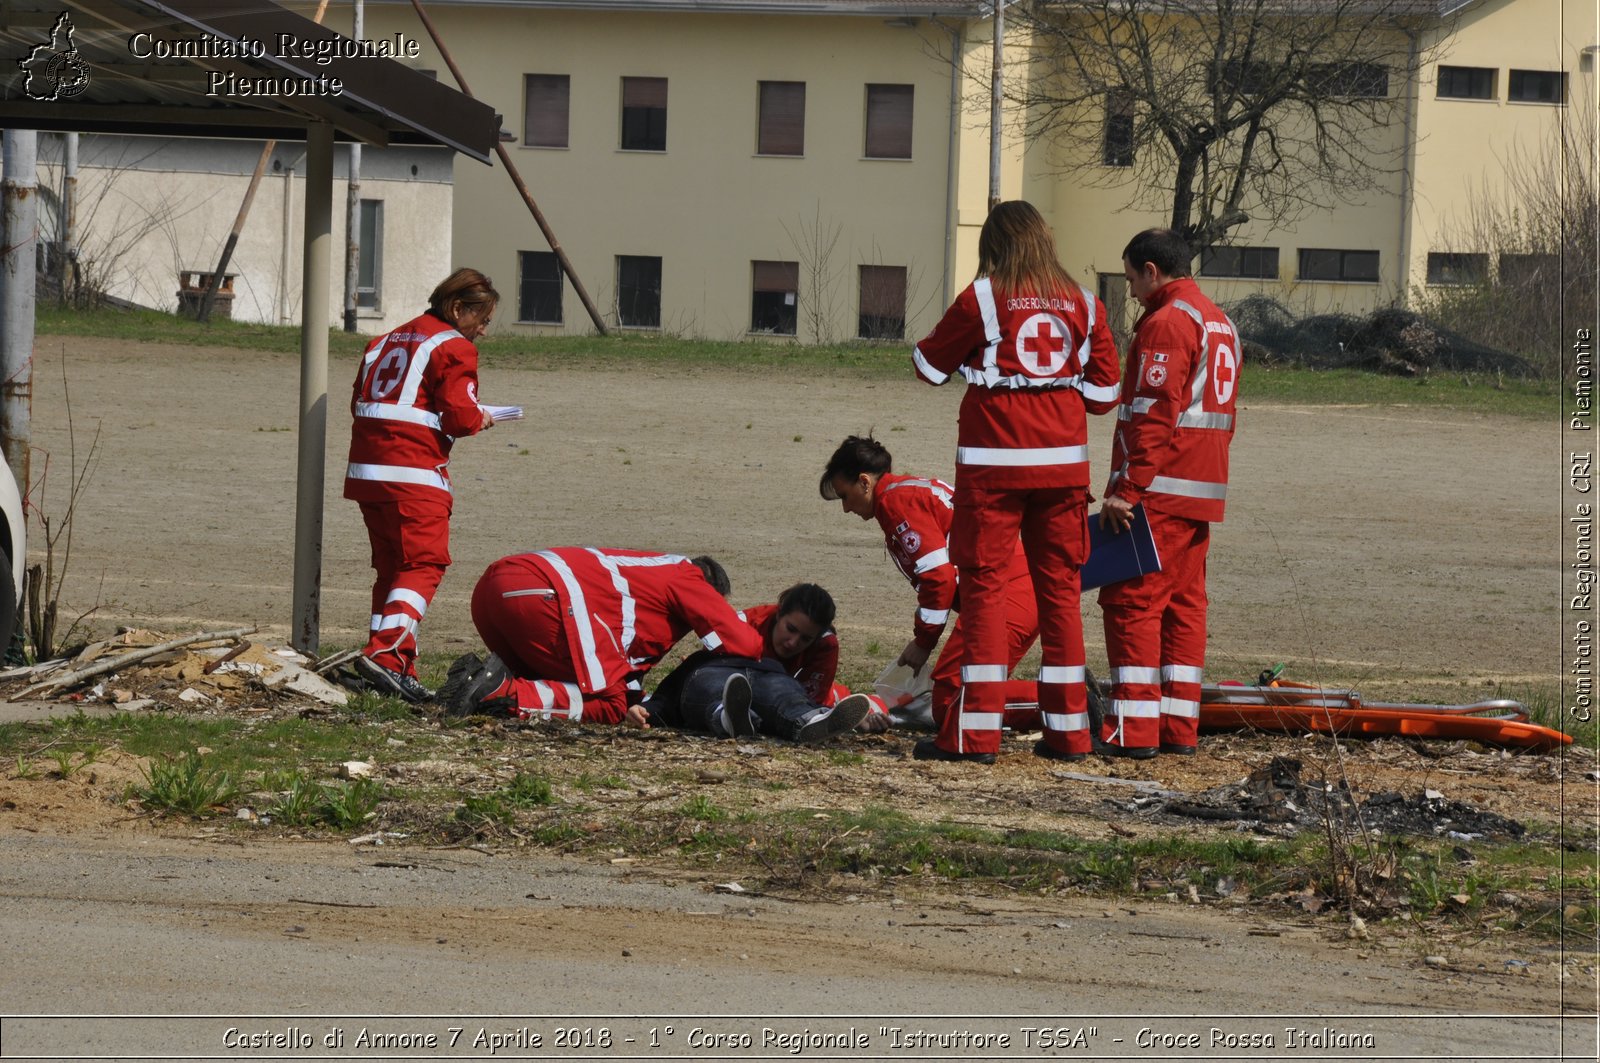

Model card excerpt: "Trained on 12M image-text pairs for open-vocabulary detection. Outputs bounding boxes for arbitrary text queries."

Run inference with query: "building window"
[1199,245,1279,279]
[1508,69,1565,103]
[858,265,907,340]
[616,255,661,328]
[518,250,563,324]
[1103,89,1133,167]
[1215,60,1272,96]
[1425,252,1488,286]
[1298,248,1379,283]
[1498,252,1558,287]
[523,74,570,148]
[864,84,913,159]
[751,260,798,335]
[1436,65,1495,100]
[356,199,382,310]
[621,77,668,151]
[1312,62,1388,98]
[758,81,805,156]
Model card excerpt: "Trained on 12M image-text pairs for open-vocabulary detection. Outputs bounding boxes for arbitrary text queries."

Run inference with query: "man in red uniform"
[345,268,498,702]
[1099,228,1241,758]
[439,547,766,725]
[911,202,1122,763]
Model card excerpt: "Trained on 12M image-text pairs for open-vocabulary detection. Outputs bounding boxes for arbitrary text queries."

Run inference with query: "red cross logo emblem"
[369,346,408,399]
[1016,313,1070,376]
[1212,342,1237,404]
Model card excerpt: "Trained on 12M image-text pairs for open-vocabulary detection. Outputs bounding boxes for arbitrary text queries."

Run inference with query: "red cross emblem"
[1212,342,1237,404]
[1016,313,1070,376]
[369,346,408,399]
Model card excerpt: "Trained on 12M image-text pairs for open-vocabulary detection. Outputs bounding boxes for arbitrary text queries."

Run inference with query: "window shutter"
[758,82,806,155]
[865,84,913,158]
[753,261,799,292]
[524,75,569,148]
[623,77,668,109]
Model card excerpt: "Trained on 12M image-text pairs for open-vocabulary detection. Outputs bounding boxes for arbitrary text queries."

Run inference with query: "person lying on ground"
[639,651,873,743]
[738,582,891,734]
[438,547,763,723]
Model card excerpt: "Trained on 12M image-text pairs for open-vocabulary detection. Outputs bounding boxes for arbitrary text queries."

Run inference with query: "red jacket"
[344,310,485,505]
[1107,277,1239,523]
[913,278,1121,489]
[739,603,839,703]
[506,548,764,701]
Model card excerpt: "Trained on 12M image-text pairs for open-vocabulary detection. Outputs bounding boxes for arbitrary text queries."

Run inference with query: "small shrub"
[134,752,238,817]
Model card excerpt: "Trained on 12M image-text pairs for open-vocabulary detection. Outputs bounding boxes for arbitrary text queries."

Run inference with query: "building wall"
[359,4,961,343]
[29,134,454,334]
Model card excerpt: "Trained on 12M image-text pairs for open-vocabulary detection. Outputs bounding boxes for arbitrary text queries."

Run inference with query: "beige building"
[328,0,1591,341]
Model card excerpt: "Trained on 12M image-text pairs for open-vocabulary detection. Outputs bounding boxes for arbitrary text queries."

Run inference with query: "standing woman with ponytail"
[344,268,500,702]
[909,202,1121,762]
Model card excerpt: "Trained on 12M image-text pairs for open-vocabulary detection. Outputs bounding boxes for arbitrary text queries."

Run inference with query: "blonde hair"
[977,201,1079,299]
[429,268,499,322]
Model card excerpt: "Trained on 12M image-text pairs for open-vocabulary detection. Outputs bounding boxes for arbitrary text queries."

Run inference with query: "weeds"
[321,778,384,829]
[134,752,238,817]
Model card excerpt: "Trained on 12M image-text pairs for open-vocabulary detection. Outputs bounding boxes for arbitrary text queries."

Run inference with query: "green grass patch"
[133,751,239,817]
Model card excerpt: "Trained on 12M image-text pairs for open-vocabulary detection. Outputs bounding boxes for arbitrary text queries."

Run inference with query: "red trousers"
[1098,512,1210,751]
[929,553,1043,747]
[948,485,1091,756]
[359,498,450,677]
[469,558,629,724]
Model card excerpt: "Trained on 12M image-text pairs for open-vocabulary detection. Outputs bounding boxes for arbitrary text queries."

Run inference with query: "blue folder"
[1081,502,1162,590]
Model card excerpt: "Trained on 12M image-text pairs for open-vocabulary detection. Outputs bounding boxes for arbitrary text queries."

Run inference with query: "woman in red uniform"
[820,436,1044,756]
[344,268,499,702]
[909,201,1121,762]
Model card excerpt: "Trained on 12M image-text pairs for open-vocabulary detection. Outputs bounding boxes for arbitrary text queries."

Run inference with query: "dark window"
[1437,65,1495,100]
[621,77,667,151]
[1312,62,1388,98]
[1199,245,1279,279]
[617,255,662,328]
[1508,69,1565,103]
[751,260,798,335]
[865,84,913,159]
[1498,252,1558,287]
[524,74,570,148]
[1425,252,1489,286]
[1216,59,1272,96]
[518,250,563,323]
[858,265,907,340]
[1103,89,1134,167]
[758,81,805,156]
[356,199,382,310]
[1298,248,1380,282]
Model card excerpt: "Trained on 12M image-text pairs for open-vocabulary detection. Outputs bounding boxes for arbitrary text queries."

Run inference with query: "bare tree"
[1001,0,1443,253]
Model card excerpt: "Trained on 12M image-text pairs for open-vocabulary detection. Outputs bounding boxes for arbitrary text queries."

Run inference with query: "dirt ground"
[3,336,1595,1055]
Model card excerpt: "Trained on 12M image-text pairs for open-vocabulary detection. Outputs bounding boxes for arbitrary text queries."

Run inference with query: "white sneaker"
[795,693,872,743]
[715,672,757,738]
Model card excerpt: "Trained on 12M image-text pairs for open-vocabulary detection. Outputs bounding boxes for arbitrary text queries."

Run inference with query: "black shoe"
[911,738,996,765]
[1033,739,1087,763]
[794,693,872,743]
[437,653,510,716]
[717,673,757,738]
[355,655,434,704]
[1098,742,1158,760]
[1160,742,1198,756]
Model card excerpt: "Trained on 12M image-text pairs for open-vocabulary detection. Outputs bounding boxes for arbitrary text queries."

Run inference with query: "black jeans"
[648,655,819,740]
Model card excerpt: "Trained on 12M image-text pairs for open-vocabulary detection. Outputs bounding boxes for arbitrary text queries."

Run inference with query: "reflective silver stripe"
[1161,697,1200,718]
[1043,711,1089,732]
[502,587,557,599]
[957,711,1003,731]
[1038,665,1084,684]
[369,613,382,630]
[701,630,723,651]
[353,402,442,431]
[973,277,1002,373]
[1080,380,1119,403]
[912,345,948,385]
[879,476,954,507]
[1149,475,1228,500]
[1177,410,1233,430]
[1162,665,1205,684]
[959,367,1089,390]
[913,548,950,574]
[1113,666,1160,684]
[535,550,606,691]
[962,664,1008,683]
[586,549,686,661]
[956,444,1088,467]
[384,587,428,615]
[396,330,459,407]
[1111,699,1161,718]
[373,613,412,633]
[1118,397,1158,420]
[917,607,950,625]
[345,463,451,492]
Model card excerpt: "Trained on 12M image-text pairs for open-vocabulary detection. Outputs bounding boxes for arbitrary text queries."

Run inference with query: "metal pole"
[1,131,37,501]
[988,0,1004,212]
[291,121,334,654]
[59,132,76,305]
[343,0,363,333]
[409,0,610,334]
